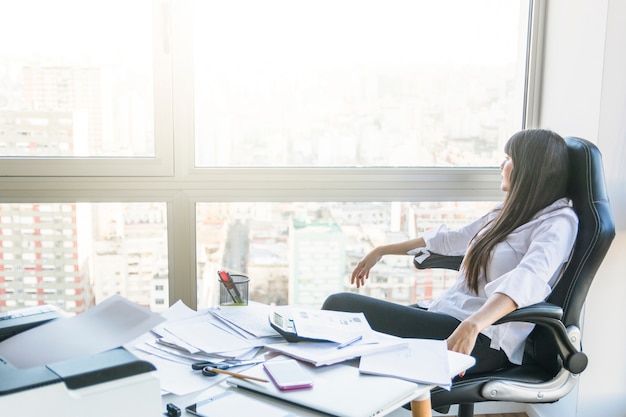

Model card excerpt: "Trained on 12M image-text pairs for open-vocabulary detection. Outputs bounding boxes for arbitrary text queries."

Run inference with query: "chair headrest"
[546,137,615,326]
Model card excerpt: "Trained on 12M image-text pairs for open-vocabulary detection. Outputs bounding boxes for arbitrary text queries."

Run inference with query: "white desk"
[157,352,473,417]
[160,364,431,417]
[162,381,329,417]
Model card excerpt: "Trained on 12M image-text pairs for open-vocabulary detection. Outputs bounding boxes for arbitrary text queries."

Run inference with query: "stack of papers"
[124,300,474,396]
[143,301,282,358]
[130,301,284,396]
[0,296,474,399]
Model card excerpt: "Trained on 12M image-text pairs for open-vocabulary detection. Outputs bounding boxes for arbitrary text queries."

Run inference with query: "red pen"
[218,270,243,304]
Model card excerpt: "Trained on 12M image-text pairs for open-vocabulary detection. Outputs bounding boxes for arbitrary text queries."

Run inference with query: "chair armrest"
[413,253,464,271]
[494,302,563,322]
[412,254,588,373]
[494,302,588,374]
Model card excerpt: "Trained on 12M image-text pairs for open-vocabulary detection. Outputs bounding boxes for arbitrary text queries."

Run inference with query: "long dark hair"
[463,129,570,294]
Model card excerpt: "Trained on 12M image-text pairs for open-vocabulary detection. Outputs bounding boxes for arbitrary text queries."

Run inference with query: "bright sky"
[0,0,151,61]
[0,0,525,68]
[196,0,525,69]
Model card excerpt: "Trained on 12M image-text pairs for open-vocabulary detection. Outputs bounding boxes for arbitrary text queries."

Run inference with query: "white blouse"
[413,197,578,364]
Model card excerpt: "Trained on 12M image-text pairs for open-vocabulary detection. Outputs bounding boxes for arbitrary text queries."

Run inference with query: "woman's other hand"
[351,249,382,288]
[350,238,426,288]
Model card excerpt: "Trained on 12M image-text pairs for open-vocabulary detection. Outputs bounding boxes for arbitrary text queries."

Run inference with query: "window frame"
[0,0,544,309]
[0,0,174,177]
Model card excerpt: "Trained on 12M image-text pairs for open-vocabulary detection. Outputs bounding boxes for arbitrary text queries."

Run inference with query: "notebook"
[226,357,422,417]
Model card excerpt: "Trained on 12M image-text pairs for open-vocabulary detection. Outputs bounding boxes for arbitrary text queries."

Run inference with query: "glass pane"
[196,201,496,309]
[0,0,154,158]
[194,0,529,167]
[0,203,168,313]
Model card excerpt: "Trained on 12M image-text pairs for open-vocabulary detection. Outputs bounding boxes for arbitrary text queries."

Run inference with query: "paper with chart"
[286,307,377,344]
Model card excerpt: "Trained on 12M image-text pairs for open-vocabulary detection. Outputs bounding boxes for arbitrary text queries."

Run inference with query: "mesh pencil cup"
[218,274,249,306]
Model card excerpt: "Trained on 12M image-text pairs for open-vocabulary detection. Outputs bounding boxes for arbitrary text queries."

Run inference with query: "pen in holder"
[218,271,249,306]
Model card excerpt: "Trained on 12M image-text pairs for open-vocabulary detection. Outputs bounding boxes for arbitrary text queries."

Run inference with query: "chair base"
[458,403,475,417]
[432,403,475,417]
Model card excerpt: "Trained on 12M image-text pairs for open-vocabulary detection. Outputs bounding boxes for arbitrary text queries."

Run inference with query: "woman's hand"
[446,293,518,376]
[351,249,382,288]
[446,320,479,357]
[446,320,480,377]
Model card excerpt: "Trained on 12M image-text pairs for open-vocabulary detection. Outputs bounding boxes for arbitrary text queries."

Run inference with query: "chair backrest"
[545,137,615,328]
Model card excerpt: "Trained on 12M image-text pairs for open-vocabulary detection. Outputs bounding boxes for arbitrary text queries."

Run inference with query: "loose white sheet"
[264,332,406,366]
[162,317,257,354]
[359,338,453,389]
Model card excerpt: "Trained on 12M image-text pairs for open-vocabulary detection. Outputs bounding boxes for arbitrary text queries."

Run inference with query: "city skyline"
[0,199,498,313]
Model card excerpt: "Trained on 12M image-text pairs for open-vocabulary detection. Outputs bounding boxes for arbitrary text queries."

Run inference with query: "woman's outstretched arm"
[351,237,426,288]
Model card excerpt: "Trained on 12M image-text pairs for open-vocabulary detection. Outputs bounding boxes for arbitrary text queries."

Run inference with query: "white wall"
[532,0,626,416]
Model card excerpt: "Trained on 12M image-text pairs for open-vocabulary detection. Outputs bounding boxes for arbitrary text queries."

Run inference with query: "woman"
[322,129,578,374]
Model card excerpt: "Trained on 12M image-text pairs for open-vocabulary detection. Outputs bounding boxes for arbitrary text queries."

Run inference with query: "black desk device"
[0,305,63,342]
[268,309,320,343]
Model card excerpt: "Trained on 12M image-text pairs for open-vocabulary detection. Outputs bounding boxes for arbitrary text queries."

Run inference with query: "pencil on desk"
[206,367,269,383]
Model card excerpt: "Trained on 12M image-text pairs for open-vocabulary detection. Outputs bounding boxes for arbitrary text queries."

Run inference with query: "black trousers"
[321,292,513,375]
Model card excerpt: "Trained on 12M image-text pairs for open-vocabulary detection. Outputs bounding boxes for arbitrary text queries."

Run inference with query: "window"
[0,0,536,312]
[0,0,173,176]
[194,0,530,167]
[0,0,154,158]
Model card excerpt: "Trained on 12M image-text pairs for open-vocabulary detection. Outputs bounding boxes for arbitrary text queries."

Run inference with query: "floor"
[440,412,527,416]
[386,408,528,417]
[475,414,527,417]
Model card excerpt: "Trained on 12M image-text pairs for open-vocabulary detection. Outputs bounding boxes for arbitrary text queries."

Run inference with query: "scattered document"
[157,299,201,324]
[137,349,225,396]
[359,338,453,389]
[212,303,281,338]
[264,332,406,366]
[127,300,269,396]
[0,295,164,368]
[163,318,257,354]
[274,306,377,344]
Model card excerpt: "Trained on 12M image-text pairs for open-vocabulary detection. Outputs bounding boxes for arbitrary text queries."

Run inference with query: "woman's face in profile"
[500,154,513,192]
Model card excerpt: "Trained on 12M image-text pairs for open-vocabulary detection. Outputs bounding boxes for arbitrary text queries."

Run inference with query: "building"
[288,219,345,307]
[0,203,94,313]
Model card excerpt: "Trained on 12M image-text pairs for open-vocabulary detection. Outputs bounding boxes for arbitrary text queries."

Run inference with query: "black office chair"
[414,137,615,417]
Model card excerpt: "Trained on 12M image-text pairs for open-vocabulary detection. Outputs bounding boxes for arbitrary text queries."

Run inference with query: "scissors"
[191,359,265,377]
